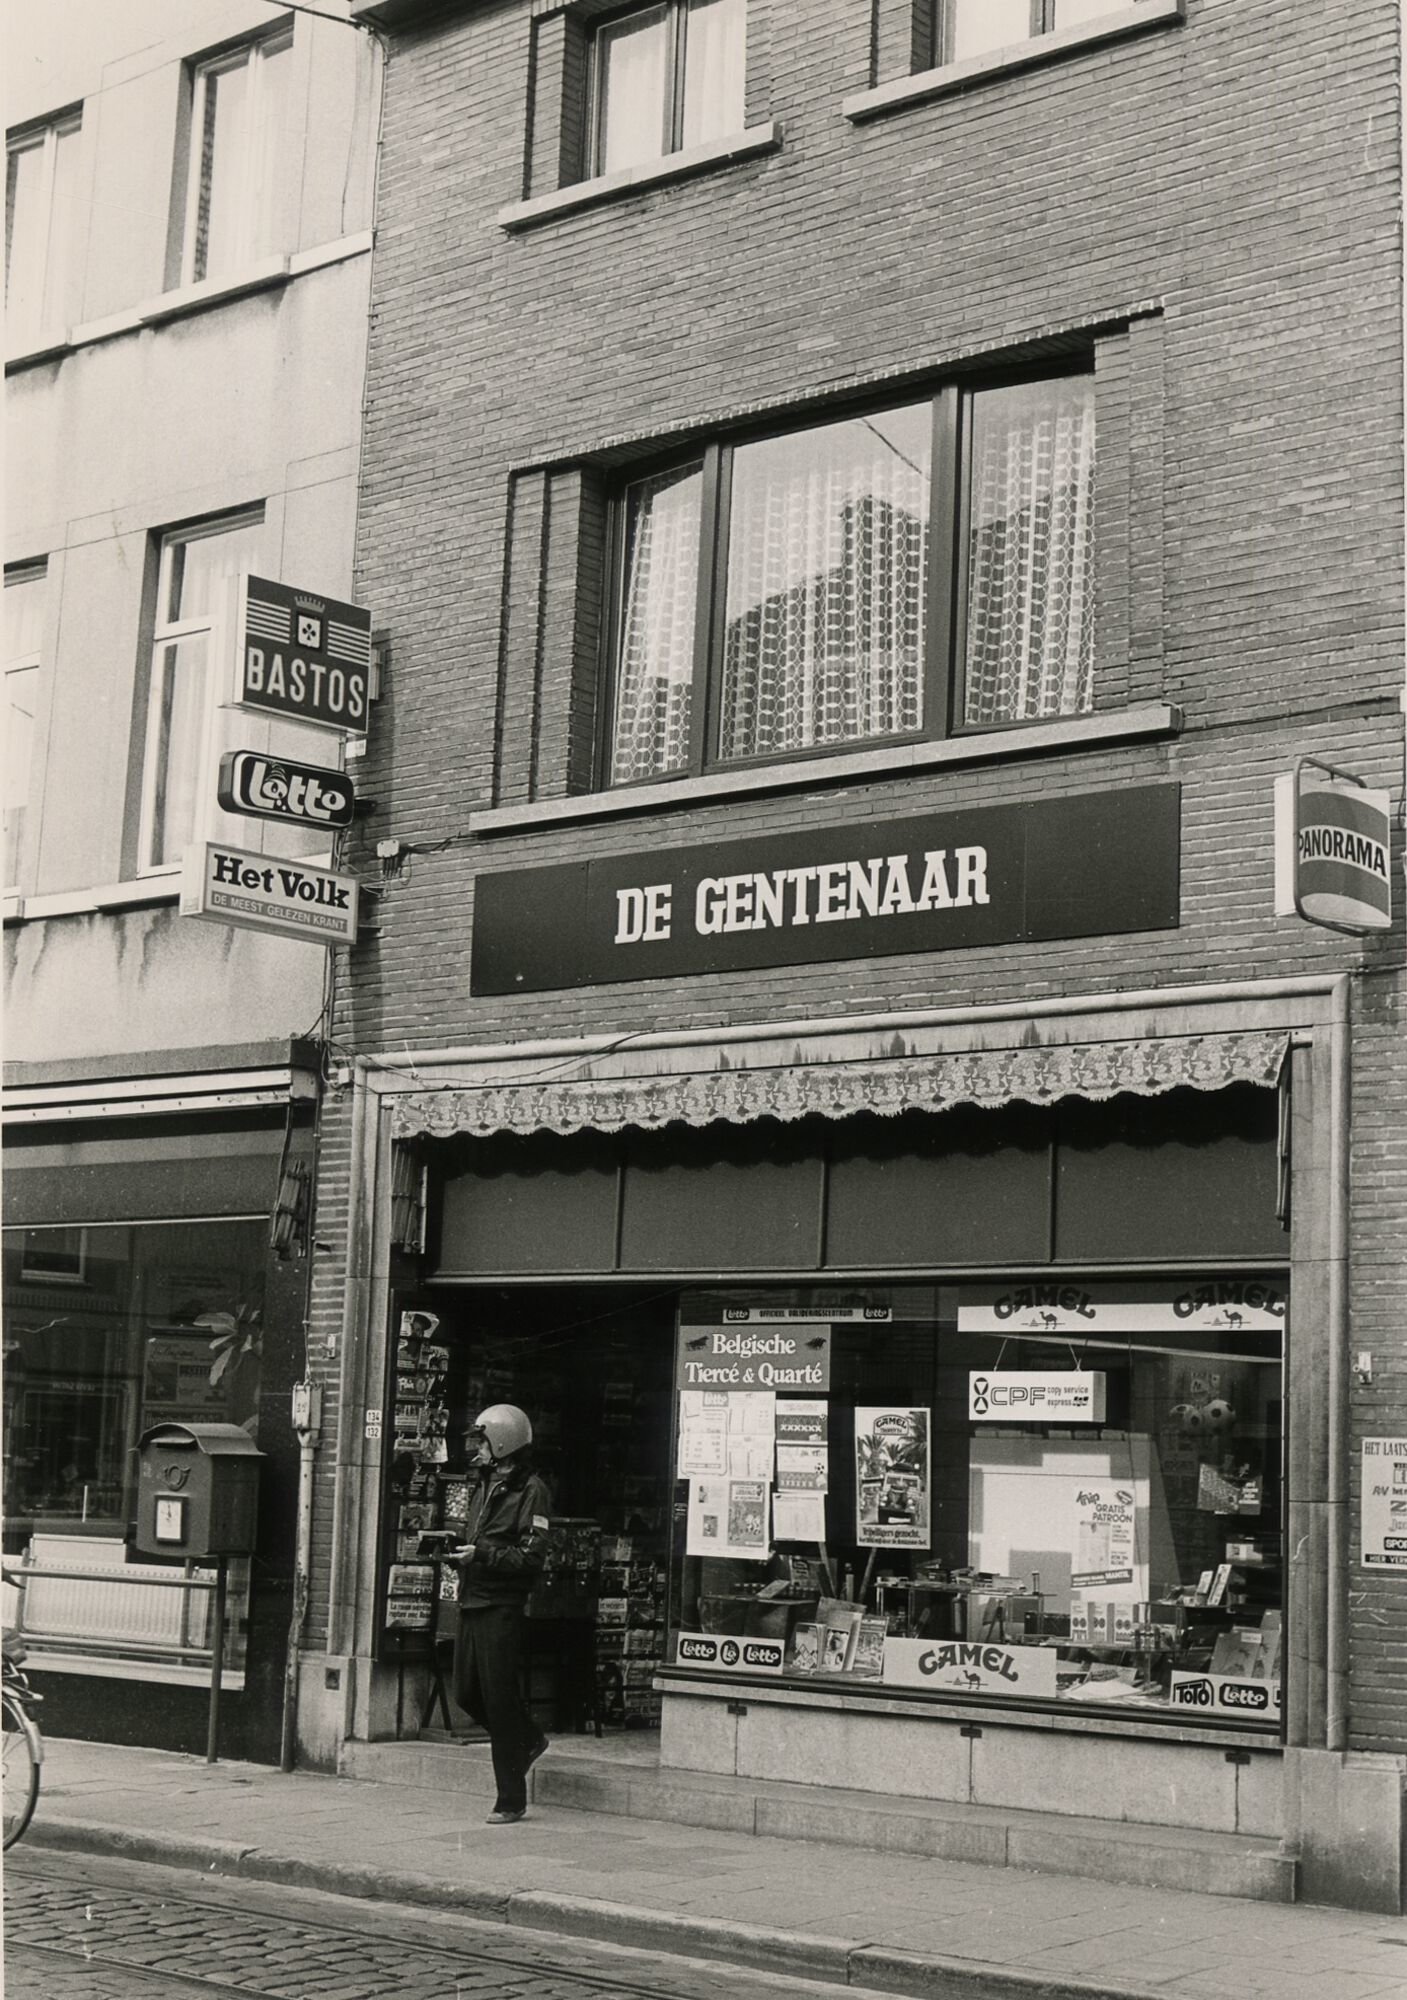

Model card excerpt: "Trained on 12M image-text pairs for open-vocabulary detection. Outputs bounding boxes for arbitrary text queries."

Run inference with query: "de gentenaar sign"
[236,576,372,732]
[470,784,1180,995]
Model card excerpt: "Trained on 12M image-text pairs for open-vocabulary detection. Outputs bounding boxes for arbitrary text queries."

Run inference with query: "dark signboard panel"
[470,783,1180,996]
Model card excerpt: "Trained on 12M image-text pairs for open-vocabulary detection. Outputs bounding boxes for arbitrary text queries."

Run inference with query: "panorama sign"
[1293,762,1392,935]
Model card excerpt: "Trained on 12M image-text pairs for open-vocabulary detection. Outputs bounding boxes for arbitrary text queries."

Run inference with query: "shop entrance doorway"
[417,1283,678,1742]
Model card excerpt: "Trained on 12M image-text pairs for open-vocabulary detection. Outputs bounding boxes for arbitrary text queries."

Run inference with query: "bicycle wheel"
[3,1685,41,1849]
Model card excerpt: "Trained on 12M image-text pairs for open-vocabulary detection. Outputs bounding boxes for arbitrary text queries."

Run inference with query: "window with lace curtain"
[605,370,1096,787]
[590,0,746,177]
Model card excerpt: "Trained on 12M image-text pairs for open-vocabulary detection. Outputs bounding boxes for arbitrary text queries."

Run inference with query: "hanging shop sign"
[217,749,355,829]
[1274,760,1392,935]
[882,1637,1059,1697]
[236,575,373,731]
[1294,761,1392,935]
[676,1323,832,1392]
[1361,1439,1407,1568]
[470,784,1180,995]
[958,1278,1286,1336]
[968,1371,1107,1422]
[180,840,359,946]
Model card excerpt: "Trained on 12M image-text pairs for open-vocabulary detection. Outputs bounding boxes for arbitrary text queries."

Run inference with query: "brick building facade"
[304,0,1405,1909]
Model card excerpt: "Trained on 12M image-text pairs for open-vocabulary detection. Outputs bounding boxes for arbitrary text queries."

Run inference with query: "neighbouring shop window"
[591,0,746,178]
[606,370,1095,786]
[667,1279,1285,1727]
[2,1218,267,1540]
[179,27,293,287]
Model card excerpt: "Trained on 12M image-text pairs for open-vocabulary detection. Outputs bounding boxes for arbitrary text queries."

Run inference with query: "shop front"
[2,1053,315,1761]
[324,979,1358,1878]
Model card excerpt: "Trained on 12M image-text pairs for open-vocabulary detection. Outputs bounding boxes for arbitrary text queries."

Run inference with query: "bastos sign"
[471,784,1180,994]
[236,576,373,732]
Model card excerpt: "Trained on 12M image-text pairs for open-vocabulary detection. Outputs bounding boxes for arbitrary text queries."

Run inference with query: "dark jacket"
[456,1459,551,1610]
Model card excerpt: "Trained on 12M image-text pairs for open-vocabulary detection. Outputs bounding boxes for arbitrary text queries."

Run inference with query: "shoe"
[486,1807,526,1825]
[526,1733,550,1771]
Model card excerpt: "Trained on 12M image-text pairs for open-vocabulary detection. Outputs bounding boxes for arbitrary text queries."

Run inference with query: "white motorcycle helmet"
[473,1403,532,1461]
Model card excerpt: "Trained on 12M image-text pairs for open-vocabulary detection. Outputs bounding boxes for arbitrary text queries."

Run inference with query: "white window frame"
[4,559,47,892]
[588,0,746,179]
[4,109,81,345]
[180,26,294,288]
[137,512,264,878]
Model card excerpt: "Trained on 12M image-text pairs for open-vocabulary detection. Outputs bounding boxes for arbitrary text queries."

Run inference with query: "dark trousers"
[455,1603,539,1812]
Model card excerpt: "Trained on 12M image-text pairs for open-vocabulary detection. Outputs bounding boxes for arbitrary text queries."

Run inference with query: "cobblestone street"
[5,1851,886,2000]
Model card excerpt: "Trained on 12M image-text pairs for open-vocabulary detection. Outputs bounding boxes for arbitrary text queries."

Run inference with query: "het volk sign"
[181,842,359,947]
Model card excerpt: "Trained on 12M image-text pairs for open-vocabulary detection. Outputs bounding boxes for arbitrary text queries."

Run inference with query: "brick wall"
[333,0,1405,1744]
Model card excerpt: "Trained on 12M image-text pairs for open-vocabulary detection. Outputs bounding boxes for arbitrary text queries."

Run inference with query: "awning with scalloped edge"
[387,1028,1286,1143]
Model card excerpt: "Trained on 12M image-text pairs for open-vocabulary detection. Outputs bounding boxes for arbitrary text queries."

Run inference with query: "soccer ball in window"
[1169,1403,1203,1432]
[1200,1398,1235,1433]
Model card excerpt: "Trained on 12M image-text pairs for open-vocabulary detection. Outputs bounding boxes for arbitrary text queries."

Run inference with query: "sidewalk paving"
[15,1735,1407,2000]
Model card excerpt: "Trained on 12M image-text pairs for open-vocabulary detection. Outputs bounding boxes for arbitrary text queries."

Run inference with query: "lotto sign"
[181,841,359,945]
[968,1371,1106,1422]
[1169,1672,1281,1718]
[674,1634,785,1674]
[237,576,372,731]
[217,750,355,829]
[1362,1438,1407,1568]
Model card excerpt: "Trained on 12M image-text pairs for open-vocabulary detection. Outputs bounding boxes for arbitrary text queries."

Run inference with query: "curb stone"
[25,1816,1167,2000]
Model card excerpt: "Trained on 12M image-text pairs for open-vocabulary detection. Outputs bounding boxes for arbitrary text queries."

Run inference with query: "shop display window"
[2,1219,267,1540]
[666,1281,1285,1727]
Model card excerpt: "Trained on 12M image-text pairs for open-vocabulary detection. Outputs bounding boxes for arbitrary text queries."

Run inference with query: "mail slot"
[135,1422,264,1558]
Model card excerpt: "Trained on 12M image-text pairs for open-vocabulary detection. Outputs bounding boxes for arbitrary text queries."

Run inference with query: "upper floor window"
[5,111,81,347]
[139,511,265,872]
[4,561,45,888]
[606,371,1094,786]
[181,27,293,286]
[592,0,745,177]
[937,0,1147,65]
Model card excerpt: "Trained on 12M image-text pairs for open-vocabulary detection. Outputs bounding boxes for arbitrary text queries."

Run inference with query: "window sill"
[843,0,1184,124]
[5,232,373,372]
[6,875,180,924]
[468,701,1182,836]
[497,122,782,233]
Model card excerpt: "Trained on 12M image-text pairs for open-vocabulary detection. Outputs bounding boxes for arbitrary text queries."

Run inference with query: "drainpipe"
[1325,974,1351,1751]
[280,1381,324,1773]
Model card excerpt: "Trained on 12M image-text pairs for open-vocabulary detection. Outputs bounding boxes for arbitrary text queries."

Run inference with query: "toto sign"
[217,750,355,829]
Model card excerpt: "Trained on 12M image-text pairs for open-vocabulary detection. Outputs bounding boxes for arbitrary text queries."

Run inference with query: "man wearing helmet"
[450,1403,551,1823]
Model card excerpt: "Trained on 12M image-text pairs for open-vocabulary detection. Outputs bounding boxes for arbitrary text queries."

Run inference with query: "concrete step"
[340,1738,1296,1905]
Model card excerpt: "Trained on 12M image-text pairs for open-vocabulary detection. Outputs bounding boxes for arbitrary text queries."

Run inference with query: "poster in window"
[686,1476,771,1560]
[1071,1483,1136,1588]
[854,1408,930,1550]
